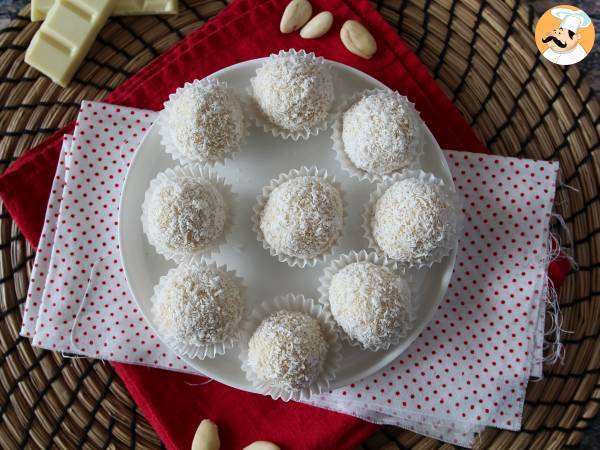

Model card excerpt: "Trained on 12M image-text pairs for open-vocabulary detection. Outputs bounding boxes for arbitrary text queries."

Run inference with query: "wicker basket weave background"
[0,0,598,449]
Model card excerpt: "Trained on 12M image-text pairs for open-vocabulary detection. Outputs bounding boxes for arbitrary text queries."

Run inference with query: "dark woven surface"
[0,1,599,449]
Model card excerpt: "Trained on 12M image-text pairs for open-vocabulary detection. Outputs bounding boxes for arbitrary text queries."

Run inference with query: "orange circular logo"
[535,5,594,65]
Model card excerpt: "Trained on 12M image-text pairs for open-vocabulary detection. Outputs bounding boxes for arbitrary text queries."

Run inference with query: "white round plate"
[119,57,457,393]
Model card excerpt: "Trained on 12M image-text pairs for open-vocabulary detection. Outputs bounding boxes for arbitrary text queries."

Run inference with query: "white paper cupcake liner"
[141,164,236,263]
[239,293,342,401]
[317,250,417,351]
[331,88,425,183]
[150,261,246,360]
[248,49,336,141]
[251,166,347,268]
[362,170,463,270]
[158,77,248,166]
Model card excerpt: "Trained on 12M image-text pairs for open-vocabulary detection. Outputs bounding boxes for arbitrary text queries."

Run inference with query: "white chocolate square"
[31,0,178,21]
[25,0,116,87]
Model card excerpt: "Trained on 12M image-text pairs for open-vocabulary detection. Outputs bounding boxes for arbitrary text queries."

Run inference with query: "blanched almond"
[191,419,220,450]
[300,11,333,39]
[243,441,280,450]
[280,0,313,33]
[340,20,377,59]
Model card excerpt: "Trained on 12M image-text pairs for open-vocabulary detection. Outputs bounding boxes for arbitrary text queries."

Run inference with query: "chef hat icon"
[551,7,592,33]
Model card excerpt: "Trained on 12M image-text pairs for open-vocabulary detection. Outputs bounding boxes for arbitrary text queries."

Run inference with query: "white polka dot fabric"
[21,102,560,447]
[21,135,71,339]
[309,152,560,446]
[21,101,190,373]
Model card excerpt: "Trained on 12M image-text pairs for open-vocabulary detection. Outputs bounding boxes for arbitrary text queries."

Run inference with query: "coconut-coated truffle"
[154,264,243,346]
[161,80,244,163]
[342,91,422,175]
[251,52,334,132]
[247,310,328,390]
[145,176,225,256]
[259,176,343,259]
[329,261,411,349]
[371,178,455,264]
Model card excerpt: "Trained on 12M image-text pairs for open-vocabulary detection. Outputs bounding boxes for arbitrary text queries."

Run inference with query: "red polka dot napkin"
[20,101,560,448]
[21,103,192,372]
[0,0,571,448]
[308,152,560,446]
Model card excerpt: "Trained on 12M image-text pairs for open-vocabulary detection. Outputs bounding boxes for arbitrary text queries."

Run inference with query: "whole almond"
[340,20,377,59]
[191,419,220,450]
[243,442,281,450]
[280,0,313,33]
[300,11,333,39]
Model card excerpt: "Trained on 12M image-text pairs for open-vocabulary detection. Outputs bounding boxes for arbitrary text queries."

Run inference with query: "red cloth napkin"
[0,0,571,448]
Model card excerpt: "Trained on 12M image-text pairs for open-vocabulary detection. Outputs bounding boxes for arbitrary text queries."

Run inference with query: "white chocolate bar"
[25,0,116,87]
[31,0,177,21]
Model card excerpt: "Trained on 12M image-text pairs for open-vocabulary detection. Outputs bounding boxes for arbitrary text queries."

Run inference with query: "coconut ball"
[251,53,334,132]
[248,310,328,391]
[145,175,226,257]
[154,264,243,346]
[342,91,422,175]
[259,176,344,259]
[371,178,456,264]
[161,80,244,163]
[329,261,411,349]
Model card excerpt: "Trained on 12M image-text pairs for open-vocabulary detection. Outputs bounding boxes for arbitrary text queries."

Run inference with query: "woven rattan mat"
[0,0,598,448]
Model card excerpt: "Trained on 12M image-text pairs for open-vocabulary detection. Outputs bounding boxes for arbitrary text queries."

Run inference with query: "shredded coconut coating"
[155,265,243,346]
[252,54,334,131]
[329,262,411,348]
[248,310,328,390]
[371,178,454,263]
[147,177,225,254]
[163,81,244,163]
[260,176,343,259]
[342,92,420,175]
